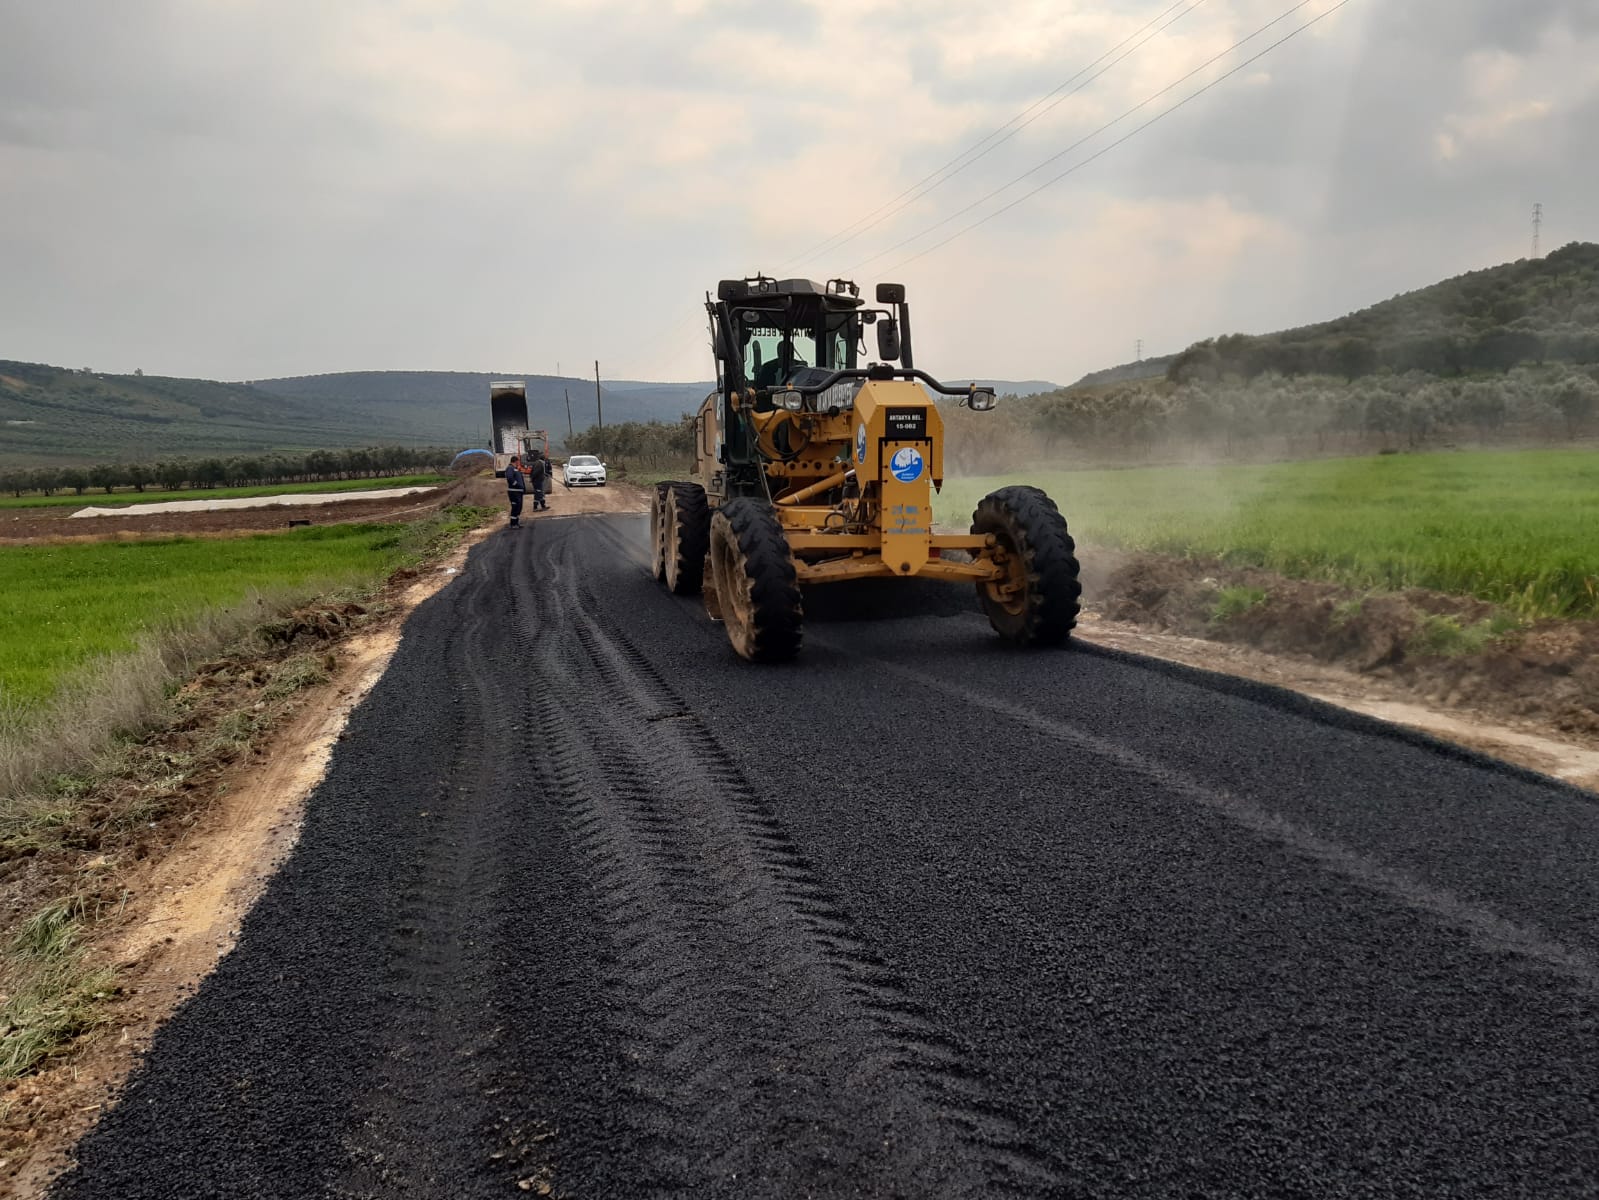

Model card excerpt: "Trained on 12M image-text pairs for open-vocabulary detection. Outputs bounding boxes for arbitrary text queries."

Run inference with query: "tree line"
[564,415,698,475]
[1,444,455,498]
[547,362,1599,481]
[938,363,1599,472]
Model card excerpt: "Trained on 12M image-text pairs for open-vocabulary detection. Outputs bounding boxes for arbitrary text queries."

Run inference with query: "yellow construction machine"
[650,276,1081,662]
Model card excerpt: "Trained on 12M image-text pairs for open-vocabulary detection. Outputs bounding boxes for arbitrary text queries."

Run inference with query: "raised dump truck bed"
[489,381,529,477]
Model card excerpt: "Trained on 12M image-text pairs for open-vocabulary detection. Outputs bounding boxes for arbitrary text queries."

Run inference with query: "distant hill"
[249,371,695,447]
[0,357,1062,468]
[1166,241,1599,382]
[0,366,696,466]
[1067,358,1174,388]
[0,362,389,467]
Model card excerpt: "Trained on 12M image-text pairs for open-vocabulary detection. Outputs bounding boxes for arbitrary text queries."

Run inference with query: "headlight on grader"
[966,387,997,412]
[775,390,804,411]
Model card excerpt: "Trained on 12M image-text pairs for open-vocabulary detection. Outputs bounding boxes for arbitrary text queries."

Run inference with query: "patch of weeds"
[398,505,496,563]
[1,895,118,1079]
[48,772,98,802]
[1330,597,1365,628]
[13,897,93,960]
[1484,611,1525,638]
[260,653,332,702]
[1208,586,1268,626]
[1408,613,1523,658]
[0,959,119,1079]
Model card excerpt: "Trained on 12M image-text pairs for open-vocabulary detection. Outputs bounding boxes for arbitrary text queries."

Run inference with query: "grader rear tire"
[709,499,803,662]
[663,483,710,595]
[648,483,672,581]
[972,485,1081,646]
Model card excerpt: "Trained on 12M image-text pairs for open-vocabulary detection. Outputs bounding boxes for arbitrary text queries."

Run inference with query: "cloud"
[0,0,1595,386]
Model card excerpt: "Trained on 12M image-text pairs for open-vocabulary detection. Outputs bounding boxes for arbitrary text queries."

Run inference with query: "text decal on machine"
[884,408,927,439]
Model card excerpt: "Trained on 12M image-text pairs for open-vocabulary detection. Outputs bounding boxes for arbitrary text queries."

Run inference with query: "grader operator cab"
[650,275,1081,662]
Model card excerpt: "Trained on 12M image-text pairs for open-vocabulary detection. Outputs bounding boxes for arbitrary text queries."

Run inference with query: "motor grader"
[650,275,1081,662]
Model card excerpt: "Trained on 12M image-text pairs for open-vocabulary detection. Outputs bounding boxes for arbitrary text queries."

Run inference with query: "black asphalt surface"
[56,514,1599,1198]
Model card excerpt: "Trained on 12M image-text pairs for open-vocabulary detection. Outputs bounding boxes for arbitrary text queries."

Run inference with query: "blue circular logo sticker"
[890,447,924,482]
[856,423,867,464]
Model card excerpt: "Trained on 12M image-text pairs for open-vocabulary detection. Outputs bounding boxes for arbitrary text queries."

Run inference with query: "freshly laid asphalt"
[56,514,1599,1198]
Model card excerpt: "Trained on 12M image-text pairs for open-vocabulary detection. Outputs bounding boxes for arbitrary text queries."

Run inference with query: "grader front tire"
[709,499,803,663]
[648,483,672,581]
[972,485,1081,646]
[663,483,710,595]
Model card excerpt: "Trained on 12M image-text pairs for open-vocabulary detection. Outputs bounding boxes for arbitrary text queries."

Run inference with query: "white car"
[563,454,607,487]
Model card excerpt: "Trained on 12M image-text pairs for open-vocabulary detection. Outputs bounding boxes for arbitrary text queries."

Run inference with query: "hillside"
[1166,241,1599,382]
[249,371,692,447]
[0,362,389,467]
[0,366,690,466]
[1069,357,1175,388]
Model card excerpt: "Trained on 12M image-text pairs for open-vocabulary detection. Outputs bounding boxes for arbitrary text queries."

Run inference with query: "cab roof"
[716,276,863,307]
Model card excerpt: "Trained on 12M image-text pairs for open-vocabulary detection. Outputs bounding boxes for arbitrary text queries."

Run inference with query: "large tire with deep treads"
[971,485,1081,646]
[708,499,803,662]
[648,482,673,582]
[663,483,710,595]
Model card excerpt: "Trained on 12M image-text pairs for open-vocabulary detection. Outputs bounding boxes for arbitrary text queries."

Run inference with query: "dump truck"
[650,275,1081,662]
[488,379,550,476]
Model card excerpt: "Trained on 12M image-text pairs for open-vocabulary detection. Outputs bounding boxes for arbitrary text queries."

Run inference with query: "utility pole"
[1136,338,1143,362]
[1532,203,1543,258]
[564,388,574,439]
[594,360,605,459]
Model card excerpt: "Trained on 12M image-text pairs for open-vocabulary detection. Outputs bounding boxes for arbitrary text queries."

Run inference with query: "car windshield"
[569,456,600,467]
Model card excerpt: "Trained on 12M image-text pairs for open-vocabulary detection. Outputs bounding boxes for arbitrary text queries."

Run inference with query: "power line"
[780,0,1207,272]
[628,2,1210,371]
[871,0,1352,274]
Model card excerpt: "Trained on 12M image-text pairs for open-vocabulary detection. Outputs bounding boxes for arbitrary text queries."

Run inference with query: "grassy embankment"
[939,448,1599,620]
[0,473,448,509]
[0,506,489,1079]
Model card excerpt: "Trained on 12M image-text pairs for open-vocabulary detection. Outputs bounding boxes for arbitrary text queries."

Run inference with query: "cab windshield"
[739,310,855,388]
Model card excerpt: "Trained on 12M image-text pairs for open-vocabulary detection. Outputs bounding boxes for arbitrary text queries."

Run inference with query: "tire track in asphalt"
[331,581,514,1197]
[503,520,1069,1195]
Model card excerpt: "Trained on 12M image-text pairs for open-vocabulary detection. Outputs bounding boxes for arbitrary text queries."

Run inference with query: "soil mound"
[1099,552,1599,736]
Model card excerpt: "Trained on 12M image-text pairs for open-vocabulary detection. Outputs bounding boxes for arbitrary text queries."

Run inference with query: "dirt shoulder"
[2,484,649,1193]
[1079,546,1599,792]
[0,528,492,1196]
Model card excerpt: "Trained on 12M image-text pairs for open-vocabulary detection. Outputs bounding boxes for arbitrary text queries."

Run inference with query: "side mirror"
[876,317,901,361]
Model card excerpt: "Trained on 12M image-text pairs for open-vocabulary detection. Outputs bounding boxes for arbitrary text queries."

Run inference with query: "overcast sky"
[2,0,1596,384]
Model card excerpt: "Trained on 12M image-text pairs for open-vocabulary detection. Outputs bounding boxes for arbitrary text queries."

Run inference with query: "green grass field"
[1,520,454,706]
[0,474,448,510]
[939,449,1599,619]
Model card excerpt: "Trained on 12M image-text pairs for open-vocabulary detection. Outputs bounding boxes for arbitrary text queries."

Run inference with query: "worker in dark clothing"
[527,452,549,511]
[505,456,526,527]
